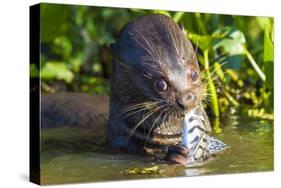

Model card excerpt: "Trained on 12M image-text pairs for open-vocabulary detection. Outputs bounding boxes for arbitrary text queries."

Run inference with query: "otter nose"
[176,93,197,110]
[176,99,185,110]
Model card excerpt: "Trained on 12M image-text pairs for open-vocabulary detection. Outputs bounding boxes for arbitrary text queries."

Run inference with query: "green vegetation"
[32,4,274,126]
[124,166,161,175]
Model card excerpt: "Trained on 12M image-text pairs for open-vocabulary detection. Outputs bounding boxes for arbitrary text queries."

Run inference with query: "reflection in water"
[184,168,209,176]
[40,114,273,185]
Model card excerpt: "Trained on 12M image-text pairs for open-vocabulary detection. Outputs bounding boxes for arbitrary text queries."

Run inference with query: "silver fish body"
[182,108,228,164]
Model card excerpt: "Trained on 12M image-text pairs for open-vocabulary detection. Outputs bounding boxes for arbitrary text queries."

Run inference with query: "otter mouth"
[121,102,199,147]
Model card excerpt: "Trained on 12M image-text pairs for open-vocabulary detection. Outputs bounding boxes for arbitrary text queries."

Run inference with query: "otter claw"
[167,145,189,165]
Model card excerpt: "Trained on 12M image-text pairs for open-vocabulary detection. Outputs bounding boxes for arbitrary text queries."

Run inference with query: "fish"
[182,108,228,164]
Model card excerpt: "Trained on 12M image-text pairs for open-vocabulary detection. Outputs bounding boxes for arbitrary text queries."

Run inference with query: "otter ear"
[179,22,188,36]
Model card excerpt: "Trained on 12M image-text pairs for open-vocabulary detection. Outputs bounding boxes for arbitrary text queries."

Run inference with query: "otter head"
[110,14,206,147]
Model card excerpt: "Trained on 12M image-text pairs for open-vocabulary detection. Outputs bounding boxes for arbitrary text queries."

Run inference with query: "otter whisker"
[143,104,169,146]
[173,22,184,57]
[169,22,180,56]
[162,105,176,128]
[113,58,136,72]
[133,31,168,77]
[202,96,211,105]
[114,58,152,79]
[202,61,230,84]
[163,20,185,59]
[204,93,216,98]
[190,31,200,62]
[204,80,225,93]
[121,104,147,114]
[129,31,167,78]
[125,104,165,144]
[121,102,153,112]
[132,31,161,62]
[150,98,167,103]
[203,86,221,101]
[163,106,178,135]
[121,101,161,114]
[201,69,227,102]
[125,104,158,118]
[203,70,227,85]
[125,107,148,118]
[127,104,162,133]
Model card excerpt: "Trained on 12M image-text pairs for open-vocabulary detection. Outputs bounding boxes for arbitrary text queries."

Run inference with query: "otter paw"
[167,145,189,165]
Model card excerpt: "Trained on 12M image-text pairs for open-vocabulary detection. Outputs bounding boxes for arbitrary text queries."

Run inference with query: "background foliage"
[32,3,274,124]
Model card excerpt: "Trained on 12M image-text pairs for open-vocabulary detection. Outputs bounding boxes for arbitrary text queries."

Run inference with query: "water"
[40,114,273,185]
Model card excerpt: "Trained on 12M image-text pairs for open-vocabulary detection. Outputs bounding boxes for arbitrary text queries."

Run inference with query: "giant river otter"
[42,14,212,164]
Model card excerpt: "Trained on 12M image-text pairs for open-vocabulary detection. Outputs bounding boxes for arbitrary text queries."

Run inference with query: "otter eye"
[155,79,168,92]
[191,71,199,81]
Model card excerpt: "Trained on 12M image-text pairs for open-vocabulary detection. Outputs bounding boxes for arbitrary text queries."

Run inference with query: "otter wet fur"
[107,14,212,164]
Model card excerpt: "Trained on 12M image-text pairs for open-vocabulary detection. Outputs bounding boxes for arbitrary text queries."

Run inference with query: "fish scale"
[182,109,228,164]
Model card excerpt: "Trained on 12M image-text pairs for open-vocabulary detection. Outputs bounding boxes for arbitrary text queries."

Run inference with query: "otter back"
[41,92,109,133]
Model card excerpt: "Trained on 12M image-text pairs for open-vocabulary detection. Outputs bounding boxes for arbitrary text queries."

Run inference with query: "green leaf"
[188,33,214,51]
[229,30,246,44]
[151,10,171,17]
[213,28,246,56]
[264,31,274,87]
[41,62,74,83]
[173,12,185,23]
[212,27,232,38]
[52,36,72,59]
[188,27,244,52]
[211,27,265,81]
[256,17,273,31]
[223,55,244,70]
[213,38,244,56]
[264,31,274,63]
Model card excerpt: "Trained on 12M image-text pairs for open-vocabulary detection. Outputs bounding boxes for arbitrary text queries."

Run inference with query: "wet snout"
[175,90,198,111]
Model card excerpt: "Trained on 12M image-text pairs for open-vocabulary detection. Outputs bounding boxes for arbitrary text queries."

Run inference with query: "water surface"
[40,114,273,185]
